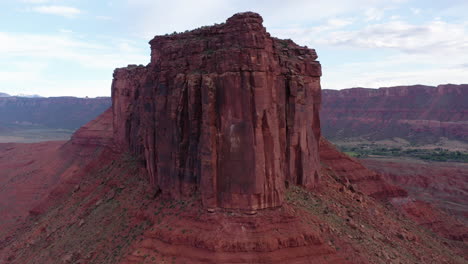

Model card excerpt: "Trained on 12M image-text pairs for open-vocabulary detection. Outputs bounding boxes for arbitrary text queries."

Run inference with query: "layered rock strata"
[71,108,113,147]
[321,84,468,143]
[319,138,407,199]
[0,96,111,130]
[112,12,322,210]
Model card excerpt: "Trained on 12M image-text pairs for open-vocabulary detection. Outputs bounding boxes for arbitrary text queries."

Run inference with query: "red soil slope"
[1,135,466,263]
[320,141,468,243]
[70,108,113,147]
[362,158,468,223]
[0,140,110,239]
[0,141,66,236]
[321,84,468,143]
[0,107,115,254]
[0,111,466,263]
[319,139,407,199]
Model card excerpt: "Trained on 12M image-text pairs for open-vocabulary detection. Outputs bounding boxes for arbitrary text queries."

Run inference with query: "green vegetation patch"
[338,145,468,162]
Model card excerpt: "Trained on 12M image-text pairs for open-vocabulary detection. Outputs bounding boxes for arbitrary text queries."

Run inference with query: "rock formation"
[319,138,407,200]
[71,108,113,147]
[0,112,113,239]
[2,13,468,264]
[362,158,468,223]
[321,84,468,143]
[2,114,467,263]
[112,12,322,210]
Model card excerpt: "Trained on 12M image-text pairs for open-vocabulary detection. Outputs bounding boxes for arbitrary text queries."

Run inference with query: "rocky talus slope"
[362,158,468,224]
[1,119,466,263]
[319,139,407,200]
[70,108,113,146]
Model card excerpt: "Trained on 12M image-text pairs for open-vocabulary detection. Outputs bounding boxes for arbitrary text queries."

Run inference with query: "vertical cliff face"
[112,12,322,210]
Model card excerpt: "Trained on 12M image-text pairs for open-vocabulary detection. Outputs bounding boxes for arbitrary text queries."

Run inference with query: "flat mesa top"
[149,12,265,44]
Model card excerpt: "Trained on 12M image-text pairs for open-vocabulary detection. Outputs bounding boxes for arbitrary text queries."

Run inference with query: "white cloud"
[265,14,468,89]
[21,0,52,3]
[0,32,103,56]
[0,32,149,69]
[326,18,353,28]
[323,64,468,90]
[411,8,421,15]
[0,72,111,98]
[364,8,385,21]
[5,0,468,95]
[318,20,468,54]
[0,32,148,97]
[124,0,406,38]
[265,17,356,47]
[59,29,72,33]
[321,35,468,89]
[96,15,112,21]
[32,5,81,18]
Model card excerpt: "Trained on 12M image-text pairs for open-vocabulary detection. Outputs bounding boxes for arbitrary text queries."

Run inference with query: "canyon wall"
[112,12,322,210]
[0,96,111,130]
[321,84,468,143]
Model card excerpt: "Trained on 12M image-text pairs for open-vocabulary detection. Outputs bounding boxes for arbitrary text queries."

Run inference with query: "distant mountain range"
[15,93,43,98]
[0,92,43,98]
[321,84,468,143]
[0,96,111,130]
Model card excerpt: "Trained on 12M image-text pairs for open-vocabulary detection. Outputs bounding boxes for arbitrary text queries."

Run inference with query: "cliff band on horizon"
[112,12,322,210]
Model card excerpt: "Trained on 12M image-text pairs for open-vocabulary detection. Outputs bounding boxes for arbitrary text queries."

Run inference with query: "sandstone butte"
[1,12,467,264]
[112,12,322,211]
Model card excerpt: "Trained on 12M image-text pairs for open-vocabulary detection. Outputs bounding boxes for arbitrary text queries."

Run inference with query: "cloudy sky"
[1,0,467,97]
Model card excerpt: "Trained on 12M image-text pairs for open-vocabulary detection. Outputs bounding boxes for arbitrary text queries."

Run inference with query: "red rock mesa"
[112,12,322,211]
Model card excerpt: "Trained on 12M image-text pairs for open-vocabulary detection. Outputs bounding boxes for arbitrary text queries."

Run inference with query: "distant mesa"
[0,96,111,130]
[0,93,44,98]
[321,84,468,143]
[14,93,43,98]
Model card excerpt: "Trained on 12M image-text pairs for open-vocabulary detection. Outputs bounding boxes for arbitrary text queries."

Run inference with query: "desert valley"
[0,8,467,264]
